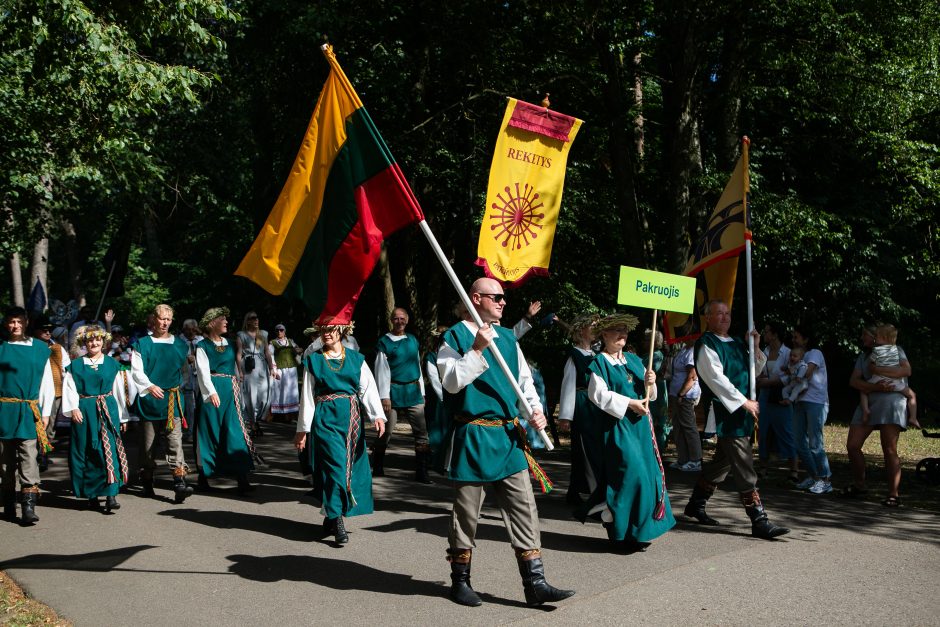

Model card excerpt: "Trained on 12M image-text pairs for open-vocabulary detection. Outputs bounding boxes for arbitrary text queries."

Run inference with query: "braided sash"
[0,397,52,453]
[79,392,129,485]
[163,386,184,431]
[315,393,360,507]
[211,373,257,461]
[641,407,668,521]
[454,415,553,493]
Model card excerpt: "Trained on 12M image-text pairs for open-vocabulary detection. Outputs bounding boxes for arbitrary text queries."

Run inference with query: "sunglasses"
[478,293,506,303]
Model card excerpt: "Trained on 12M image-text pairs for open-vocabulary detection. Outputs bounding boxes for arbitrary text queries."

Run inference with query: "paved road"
[1,422,939,626]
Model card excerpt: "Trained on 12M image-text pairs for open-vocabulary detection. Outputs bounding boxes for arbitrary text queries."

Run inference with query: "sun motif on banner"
[489,183,545,249]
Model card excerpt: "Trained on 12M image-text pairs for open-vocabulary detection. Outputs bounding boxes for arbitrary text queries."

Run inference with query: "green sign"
[617,266,696,313]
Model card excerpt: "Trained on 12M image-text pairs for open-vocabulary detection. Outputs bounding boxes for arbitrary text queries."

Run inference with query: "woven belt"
[211,373,258,461]
[391,379,420,386]
[453,414,553,493]
[0,397,52,453]
[315,393,361,507]
[160,386,185,431]
[78,391,128,485]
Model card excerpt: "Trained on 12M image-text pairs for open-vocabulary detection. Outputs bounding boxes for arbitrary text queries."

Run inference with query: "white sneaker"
[680,460,702,472]
[809,479,833,494]
[796,477,815,490]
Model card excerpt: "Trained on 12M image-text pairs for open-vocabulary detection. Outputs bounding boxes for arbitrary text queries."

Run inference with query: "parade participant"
[31,316,70,471]
[576,314,674,550]
[62,325,129,512]
[179,319,203,441]
[269,324,302,421]
[424,325,449,474]
[642,329,670,452]
[237,312,277,437]
[437,278,574,608]
[194,307,255,494]
[0,307,54,525]
[130,303,193,503]
[373,307,430,482]
[557,313,599,505]
[293,318,385,545]
[683,300,789,539]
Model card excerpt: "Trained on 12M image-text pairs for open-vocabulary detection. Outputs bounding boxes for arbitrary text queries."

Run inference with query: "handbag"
[244,353,256,373]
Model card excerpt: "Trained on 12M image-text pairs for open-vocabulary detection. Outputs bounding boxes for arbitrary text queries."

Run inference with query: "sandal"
[882,495,901,508]
[838,485,868,498]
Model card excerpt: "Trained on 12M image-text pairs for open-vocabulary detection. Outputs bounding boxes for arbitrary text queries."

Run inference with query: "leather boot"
[197,470,217,492]
[414,449,432,484]
[105,495,120,512]
[2,489,16,522]
[88,497,101,510]
[20,486,40,525]
[371,443,386,477]
[139,469,155,498]
[516,549,575,606]
[172,468,193,504]
[742,490,790,539]
[447,549,482,607]
[684,479,720,525]
[237,474,255,495]
[333,516,349,544]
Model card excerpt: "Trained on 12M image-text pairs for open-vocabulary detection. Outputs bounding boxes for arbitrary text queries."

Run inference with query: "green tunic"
[441,323,529,483]
[695,332,753,438]
[305,349,374,518]
[133,335,188,424]
[424,351,449,473]
[67,357,127,498]
[376,334,423,408]
[0,340,49,441]
[649,349,671,450]
[578,352,675,543]
[195,340,254,478]
[568,346,597,495]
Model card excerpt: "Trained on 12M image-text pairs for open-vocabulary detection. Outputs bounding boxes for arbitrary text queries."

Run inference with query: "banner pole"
[644,309,658,404]
[417,220,554,451]
[95,260,117,322]
[743,136,756,401]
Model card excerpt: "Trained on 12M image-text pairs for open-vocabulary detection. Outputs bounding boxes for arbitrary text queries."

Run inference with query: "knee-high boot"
[20,485,40,525]
[741,490,790,539]
[684,478,719,525]
[447,549,482,607]
[515,549,575,606]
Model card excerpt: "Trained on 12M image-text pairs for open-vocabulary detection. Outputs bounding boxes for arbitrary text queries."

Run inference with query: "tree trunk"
[30,238,49,311]
[60,218,86,305]
[9,252,25,307]
[632,47,645,165]
[377,243,396,328]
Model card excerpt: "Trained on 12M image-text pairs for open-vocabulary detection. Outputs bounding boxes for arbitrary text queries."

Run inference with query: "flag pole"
[644,309,657,406]
[742,136,756,401]
[95,259,117,322]
[417,220,554,451]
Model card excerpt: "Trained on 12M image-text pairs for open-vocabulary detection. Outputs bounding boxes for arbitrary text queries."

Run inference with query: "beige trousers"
[449,469,541,550]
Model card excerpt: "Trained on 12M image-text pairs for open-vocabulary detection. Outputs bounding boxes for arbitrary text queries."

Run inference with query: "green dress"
[133,335,189,427]
[441,323,529,483]
[0,340,49,441]
[424,351,449,473]
[195,340,254,478]
[375,334,424,408]
[67,357,128,498]
[567,346,598,495]
[578,352,675,543]
[305,349,374,519]
[649,349,671,450]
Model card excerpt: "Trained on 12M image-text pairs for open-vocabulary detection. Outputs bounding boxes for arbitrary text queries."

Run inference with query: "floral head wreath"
[594,313,640,334]
[74,324,112,349]
[567,312,602,340]
[309,316,355,337]
[200,306,230,331]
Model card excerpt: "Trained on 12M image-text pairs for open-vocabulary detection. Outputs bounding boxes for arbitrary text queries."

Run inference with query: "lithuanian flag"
[235,44,424,323]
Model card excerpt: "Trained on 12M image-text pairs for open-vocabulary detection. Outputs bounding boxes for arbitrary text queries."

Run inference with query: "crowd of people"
[0,281,923,607]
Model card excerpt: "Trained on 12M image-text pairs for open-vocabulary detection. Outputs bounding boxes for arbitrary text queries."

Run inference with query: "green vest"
[0,340,49,440]
[588,351,647,406]
[133,335,189,422]
[198,339,237,376]
[376,333,423,408]
[568,346,595,389]
[694,332,753,438]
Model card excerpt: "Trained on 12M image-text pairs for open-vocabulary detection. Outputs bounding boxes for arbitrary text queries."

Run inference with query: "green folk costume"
[441,323,530,483]
[133,335,189,427]
[694,332,753,438]
[649,349,671,451]
[0,340,50,442]
[566,346,599,495]
[66,357,129,498]
[375,333,423,407]
[195,340,254,478]
[305,349,374,518]
[425,351,449,473]
[577,352,675,543]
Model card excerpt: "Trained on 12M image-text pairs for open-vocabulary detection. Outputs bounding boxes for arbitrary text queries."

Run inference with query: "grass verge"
[0,572,69,627]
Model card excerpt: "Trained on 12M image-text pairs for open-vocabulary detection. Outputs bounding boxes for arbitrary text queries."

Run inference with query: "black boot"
[105,495,120,512]
[516,551,575,606]
[414,450,432,484]
[237,474,255,495]
[20,487,40,525]
[139,469,155,498]
[371,443,386,477]
[88,497,101,510]
[684,480,720,526]
[742,490,790,540]
[2,490,16,522]
[333,516,349,544]
[197,471,217,492]
[447,549,482,607]
[173,469,194,504]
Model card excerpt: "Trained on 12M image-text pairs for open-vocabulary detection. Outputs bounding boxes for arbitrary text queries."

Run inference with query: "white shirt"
[436,320,543,416]
[129,335,176,396]
[587,352,658,419]
[295,353,385,433]
[761,344,791,383]
[194,338,230,400]
[7,338,55,418]
[61,356,130,423]
[558,346,593,421]
[696,336,767,414]
[512,318,533,340]
[374,333,426,400]
[800,348,829,404]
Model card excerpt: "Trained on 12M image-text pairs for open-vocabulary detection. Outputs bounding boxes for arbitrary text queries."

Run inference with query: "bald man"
[437,278,574,607]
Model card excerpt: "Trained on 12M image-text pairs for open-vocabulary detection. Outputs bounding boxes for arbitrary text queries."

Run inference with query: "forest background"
[2,0,938,418]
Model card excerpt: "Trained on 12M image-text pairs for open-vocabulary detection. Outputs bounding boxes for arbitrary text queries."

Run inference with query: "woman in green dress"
[423,325,449,474]
[62,326,129,513]
[577,314,675,550]
[194,307,255,494]
[292,320,386,545]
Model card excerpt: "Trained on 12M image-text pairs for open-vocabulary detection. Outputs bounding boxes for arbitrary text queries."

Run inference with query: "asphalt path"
[1,421,939,626]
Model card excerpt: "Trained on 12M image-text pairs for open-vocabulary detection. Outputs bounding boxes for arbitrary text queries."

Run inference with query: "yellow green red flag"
[476,98,582,286]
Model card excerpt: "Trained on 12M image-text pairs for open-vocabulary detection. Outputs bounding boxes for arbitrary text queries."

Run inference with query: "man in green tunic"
[1,307,54,525]
[373,307,430,482]
[130,304,193,503]
[437,278,574,608]
[684,299,790,540]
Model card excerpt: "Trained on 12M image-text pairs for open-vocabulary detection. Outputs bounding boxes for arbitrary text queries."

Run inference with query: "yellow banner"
[476,98,582,286]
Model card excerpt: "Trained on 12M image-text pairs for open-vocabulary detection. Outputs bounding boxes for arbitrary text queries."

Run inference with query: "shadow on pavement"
[0,545,157,571]
[157,508,319,542]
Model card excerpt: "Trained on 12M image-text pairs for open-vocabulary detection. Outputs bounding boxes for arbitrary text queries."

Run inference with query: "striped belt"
[0,397,52,453]
[391,379,420,386]
[454,414,553,493]
[315,393,361,507]
[78,391,128,485]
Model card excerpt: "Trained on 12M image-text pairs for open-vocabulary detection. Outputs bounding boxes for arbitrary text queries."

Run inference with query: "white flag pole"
[417,220,554,451]
[743,137,756,401]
